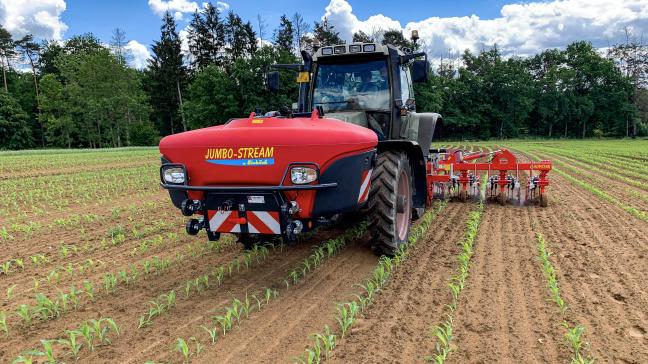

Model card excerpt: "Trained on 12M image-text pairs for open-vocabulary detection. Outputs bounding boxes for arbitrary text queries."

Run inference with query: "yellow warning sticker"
[296,72,310,83]
[251,119,264,124]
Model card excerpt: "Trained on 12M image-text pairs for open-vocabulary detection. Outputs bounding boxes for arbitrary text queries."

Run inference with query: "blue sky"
[61,0,512,46]
[1,0,647,68]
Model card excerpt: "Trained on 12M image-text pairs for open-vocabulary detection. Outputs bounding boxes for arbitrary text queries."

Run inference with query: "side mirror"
[265,71,280,92]
[411,59,429,83]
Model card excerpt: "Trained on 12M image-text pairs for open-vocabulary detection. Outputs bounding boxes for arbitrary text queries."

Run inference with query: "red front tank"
[159,115,378,187]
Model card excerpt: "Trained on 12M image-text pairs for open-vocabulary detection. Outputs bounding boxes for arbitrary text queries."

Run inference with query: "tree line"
[0,4,646,150]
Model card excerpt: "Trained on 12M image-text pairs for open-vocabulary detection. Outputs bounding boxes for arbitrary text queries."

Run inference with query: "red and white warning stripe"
[208,210,281,234]
[247,211,281,234]
[358,169,373,203]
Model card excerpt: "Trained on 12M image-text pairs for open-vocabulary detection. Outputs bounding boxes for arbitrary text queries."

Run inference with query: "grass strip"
[536,232,594,364]
[293,201,448,364]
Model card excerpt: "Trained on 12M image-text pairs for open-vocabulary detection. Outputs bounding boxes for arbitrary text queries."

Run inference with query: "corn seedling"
[89,318,120,344]
[201,325,218,344]
[83,280,95,300]
[16,304,33,325]
[536,233,567,313]
[103,273,117,294]
[26,340,55,364]
[79,323,95,351]
[427,316,454,363]
[563,324,594,364]
[1,261,12,274]
[336,302,359,338]
[59,330,83,360]
[175,337,191,363]
[0,311,8,336]
[6,283,17,300]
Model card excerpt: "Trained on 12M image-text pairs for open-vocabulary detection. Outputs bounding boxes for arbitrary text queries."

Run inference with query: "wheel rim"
[396,170,411,241]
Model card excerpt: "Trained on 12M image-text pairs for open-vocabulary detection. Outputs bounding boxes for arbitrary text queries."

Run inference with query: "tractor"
[158,32,551,254]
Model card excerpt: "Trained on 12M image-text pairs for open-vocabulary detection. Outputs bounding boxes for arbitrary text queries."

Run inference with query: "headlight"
[163,167,185,184]
[290,167,318,184]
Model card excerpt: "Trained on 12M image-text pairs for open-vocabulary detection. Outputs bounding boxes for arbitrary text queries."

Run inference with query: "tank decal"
[205,147,275,166]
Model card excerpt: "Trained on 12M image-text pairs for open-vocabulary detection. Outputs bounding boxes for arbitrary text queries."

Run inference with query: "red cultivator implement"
[427,148,552,206]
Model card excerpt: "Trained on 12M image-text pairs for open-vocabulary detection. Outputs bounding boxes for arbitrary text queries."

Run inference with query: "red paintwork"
[426,148,551,205]
[159,113,377,218]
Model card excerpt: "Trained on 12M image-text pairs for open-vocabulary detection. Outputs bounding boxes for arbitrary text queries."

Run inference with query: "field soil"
[1,143,647,363]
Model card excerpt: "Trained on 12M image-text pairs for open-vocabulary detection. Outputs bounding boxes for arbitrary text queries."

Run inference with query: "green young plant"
[6,283,17,300]
[26,340,55,364]
[201,325,218,344]
[563,323,594,364]
[0,311,8,336]
[59,330,83,361]
[336,302,359,338]
[16,304,33,325]
[175,337,191,363]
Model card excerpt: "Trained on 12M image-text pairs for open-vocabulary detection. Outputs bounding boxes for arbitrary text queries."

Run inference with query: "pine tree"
[274,15,294,54]
[146,11,188,135]
[15,34,44,146]
[313,18,344,46]
[291,13,310,52]
[352,30,372,43]
[382,29,414,50]
[187,2,226,69]
[0,25,15,93]
[226,11,256,62]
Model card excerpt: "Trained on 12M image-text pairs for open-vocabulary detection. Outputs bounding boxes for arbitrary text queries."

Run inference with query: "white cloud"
[149,0,230,19]
[125,40,151,69]
[215,1,229,11]
[323,0,648,58]
[148,0,199,19]
[0,0,68,40]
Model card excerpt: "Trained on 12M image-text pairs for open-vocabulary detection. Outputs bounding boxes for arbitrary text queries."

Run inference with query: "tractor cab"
[267,40,442,161]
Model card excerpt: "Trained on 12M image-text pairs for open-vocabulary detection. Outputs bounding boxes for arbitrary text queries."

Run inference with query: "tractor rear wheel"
[368,151,413,256]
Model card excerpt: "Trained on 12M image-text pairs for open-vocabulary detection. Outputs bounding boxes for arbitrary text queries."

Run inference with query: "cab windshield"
[312,60,389,113]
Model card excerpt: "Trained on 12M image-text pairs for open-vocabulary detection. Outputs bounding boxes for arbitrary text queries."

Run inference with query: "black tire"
[368,151,413,256]
[240,234,261,250]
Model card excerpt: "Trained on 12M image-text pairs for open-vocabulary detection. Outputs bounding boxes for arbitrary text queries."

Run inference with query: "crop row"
[11,317,120,363]
[536,232,594,364]
[527,153,648,222]
[427,198,484,363]
[530,145,648,178]
[0,237,234,334]
[0,147,156,171]
[155,223,369,363]
[294,201,447,364]
[137,243,275,329]
[529,147,648,191]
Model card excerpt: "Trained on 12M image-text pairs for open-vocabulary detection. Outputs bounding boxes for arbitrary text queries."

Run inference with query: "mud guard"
[377,140,427,210]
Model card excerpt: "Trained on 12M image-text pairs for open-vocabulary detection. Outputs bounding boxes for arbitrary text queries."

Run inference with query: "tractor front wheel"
[368,151,413,256]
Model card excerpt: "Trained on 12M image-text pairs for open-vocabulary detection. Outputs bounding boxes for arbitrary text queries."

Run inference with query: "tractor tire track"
[329,203,470,364]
